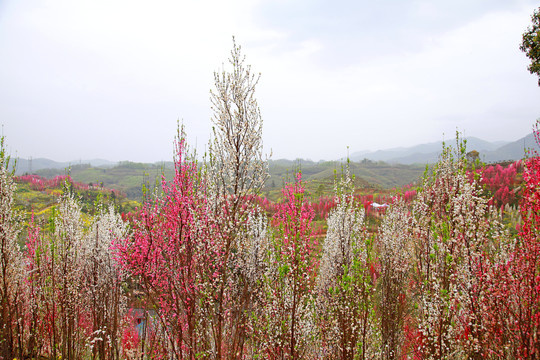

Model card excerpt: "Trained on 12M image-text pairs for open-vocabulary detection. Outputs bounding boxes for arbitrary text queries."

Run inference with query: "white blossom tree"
[378,198,412,360]
[0,136,24,359]
[408,140,506,359]
[46,190,87,359]
[25,185,129,359]
[203,37,270,358]
[317,168,378,359]
[82,205,129,359]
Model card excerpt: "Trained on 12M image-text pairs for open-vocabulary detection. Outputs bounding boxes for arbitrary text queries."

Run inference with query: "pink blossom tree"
[115,127,214,358]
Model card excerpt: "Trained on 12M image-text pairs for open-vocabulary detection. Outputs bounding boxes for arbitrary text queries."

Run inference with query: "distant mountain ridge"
[13,158,117,175]
[350,133,539,165]
[12,133,539,175]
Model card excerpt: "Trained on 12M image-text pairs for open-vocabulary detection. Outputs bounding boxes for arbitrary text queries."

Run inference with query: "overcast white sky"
[1,0,539,162]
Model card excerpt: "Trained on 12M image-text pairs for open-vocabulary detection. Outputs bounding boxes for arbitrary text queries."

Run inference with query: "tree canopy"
[521,7,540,85]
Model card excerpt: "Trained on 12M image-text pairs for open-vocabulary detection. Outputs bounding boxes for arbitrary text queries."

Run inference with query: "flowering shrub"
[17,174,74,191]
[405,140,507,359]
[258,173,318,358]
[16,174,126,198]
[475,161,522,209]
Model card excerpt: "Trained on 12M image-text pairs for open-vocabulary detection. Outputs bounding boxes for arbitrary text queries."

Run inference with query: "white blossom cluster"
[257,267,317,357]
[54,190,84,263]
[378,198,411,359]
[4,186,130,359]
[318,172,365,293]
[233,207,268,284]
[82,205,129,354]
[208,38,268,204]
[259,239,317,358]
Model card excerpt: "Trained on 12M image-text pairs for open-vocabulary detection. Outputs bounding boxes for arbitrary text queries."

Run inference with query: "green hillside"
[34,161,175,200]
[264,159,425,201]
[14,175,140,221]
[24,159,425,203]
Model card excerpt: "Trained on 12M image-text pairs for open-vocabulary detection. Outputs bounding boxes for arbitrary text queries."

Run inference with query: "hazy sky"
[1,0,539,162]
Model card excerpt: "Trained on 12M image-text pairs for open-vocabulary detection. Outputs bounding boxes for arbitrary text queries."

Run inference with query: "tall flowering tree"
[503,122,540,358]
[115,127,214,358]
[0,136,25,359]
[204,38,269,357]
[50,190,88,358]
[25,209,63,358]
[259,173,318,358]
[316,169,378,359]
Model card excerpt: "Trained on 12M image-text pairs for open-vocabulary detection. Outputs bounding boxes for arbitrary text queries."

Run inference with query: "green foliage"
[521,7,540,85]
[0,136,16,177]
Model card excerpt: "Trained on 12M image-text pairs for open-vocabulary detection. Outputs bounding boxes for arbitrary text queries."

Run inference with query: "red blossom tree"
[482,120,540,358]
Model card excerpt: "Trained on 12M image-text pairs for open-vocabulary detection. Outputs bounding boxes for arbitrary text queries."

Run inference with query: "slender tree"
[82,205,129,359]
[482,120,540,358]
[23,187,89,359]
[204,37,269,358]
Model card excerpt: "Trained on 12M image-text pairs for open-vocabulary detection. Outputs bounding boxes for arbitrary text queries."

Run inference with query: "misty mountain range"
[12,132,539,175]
[350,132,539,165]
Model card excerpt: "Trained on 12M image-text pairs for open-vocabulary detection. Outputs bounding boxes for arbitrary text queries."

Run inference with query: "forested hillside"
[19,158,425,203]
